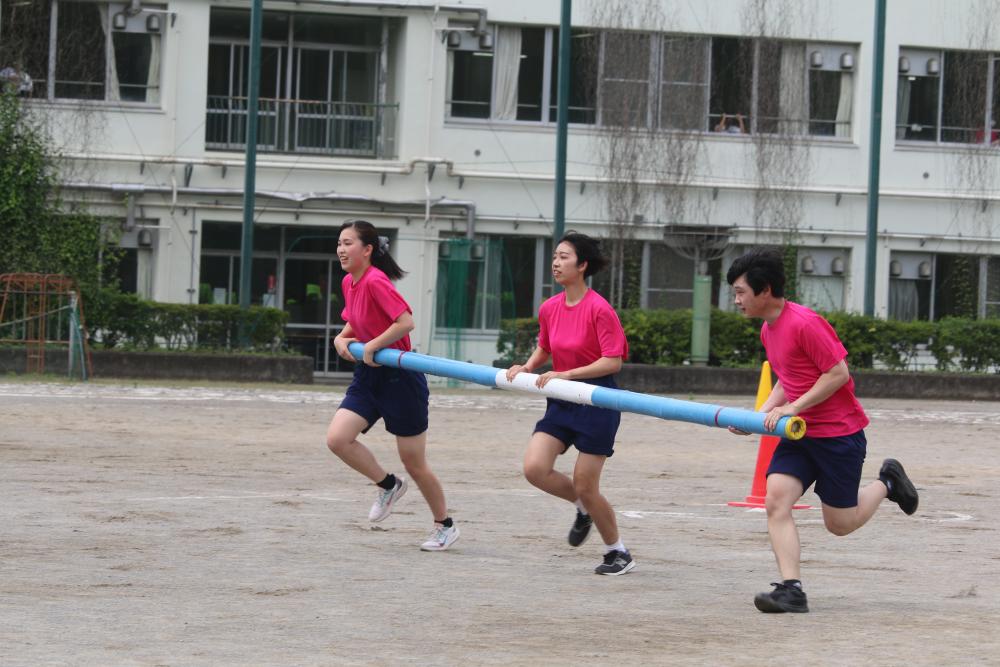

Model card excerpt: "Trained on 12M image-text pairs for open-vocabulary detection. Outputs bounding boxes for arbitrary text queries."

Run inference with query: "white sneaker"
[420,523,460,551]
[368,477,407,522]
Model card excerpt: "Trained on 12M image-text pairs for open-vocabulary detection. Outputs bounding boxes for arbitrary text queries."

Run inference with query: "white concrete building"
[5,0,1000,374]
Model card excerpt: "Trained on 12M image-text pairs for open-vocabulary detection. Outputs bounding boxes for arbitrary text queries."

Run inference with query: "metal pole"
[864,0,887,316]
[553,0,572,243]
[346,342,807,440]
[239,0,264,343]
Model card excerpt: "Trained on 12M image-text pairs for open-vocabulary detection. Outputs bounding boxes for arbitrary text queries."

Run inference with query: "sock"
[437,517,454,528]
[782,579,803,590]
[574,499,588,515]
[376,473,396,490]
[604,539,625,554]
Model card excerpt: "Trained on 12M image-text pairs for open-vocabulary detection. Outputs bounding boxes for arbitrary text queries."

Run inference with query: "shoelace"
[428,526,449,544]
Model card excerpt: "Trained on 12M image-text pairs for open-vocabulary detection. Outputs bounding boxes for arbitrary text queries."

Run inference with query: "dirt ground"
[2,378,999,666]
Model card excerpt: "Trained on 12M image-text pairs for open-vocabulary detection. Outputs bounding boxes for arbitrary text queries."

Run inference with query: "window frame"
[896,47,1000,147]
[446,23,599,126]
[13,0,167,106]
[444,25,856,143]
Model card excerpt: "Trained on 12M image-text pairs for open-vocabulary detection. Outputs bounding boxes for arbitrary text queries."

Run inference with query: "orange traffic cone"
[728,361,811,509]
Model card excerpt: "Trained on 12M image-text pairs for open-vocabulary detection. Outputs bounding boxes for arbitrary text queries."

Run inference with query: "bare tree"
[740,1,814,249]
[580,0,708,309]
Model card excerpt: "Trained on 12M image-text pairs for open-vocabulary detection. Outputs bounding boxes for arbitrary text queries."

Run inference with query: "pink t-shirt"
[537,289,628,372]
[340,266,412,351]
[761,301,868,438]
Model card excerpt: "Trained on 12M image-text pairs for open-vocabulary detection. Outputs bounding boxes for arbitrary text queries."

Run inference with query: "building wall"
[21,0,1000,369]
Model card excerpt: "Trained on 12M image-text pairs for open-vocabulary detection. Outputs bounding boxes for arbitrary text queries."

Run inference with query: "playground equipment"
[0,273,91,379]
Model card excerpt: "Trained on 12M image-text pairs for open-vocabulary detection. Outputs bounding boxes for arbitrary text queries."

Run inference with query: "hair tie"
[377,236,390,255]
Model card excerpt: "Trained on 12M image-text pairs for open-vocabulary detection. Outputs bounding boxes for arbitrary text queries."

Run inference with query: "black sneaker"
[594,549,635,576]
[880,458,919,515]
[568,511,593,547]
[754,582,809,613]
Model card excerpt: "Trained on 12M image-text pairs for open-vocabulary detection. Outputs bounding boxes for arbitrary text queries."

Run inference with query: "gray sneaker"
[420,523,460,551]
[594,549,635,576]
[368,477,407,522]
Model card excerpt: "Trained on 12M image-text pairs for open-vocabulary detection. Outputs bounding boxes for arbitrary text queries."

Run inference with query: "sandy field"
[2,378,999,666]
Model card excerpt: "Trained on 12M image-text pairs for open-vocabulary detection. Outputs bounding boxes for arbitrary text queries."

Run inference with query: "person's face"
[732,274,769,318]
[552,241,587,286]
[337,227,372,274]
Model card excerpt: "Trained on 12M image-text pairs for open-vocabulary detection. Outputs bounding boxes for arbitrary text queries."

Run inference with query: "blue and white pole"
[346,343,806,440]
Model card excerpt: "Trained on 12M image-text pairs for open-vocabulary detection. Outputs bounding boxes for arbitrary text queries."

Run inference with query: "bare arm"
[762,359,850,431]
[534,355,622,388]
[361,311,415,366]
[759,381,787,413]
[505,346,552,381]
[333,322,357,361]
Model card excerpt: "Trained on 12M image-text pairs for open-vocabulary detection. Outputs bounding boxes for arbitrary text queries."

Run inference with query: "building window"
[449,47,494,119]
[660,36,710,131]
[447,25,597,124]
[550,31,599,124]
[644,244,695,309]
[0,1,163,104]
[888,252,933,321]
[198,221,280,307]
[933,254,980,320]
[796,249,848,312]
[986,257,1000,318]
[445,27,854,138]
[600,31,652,128]
[436,237,502,331]
[709,37,754,133]
[435,235,535,331]
[757,41,854,137]
[206,8,395,158]
[898,48,1000,145]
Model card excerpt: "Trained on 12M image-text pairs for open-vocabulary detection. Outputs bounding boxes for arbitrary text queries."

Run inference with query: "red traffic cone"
[728,361,811,509]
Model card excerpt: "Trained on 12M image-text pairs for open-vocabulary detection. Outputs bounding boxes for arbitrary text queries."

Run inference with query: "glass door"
[283,256,349,375]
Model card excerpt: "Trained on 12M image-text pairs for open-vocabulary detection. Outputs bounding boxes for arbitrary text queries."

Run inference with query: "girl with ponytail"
[325,220,459,551]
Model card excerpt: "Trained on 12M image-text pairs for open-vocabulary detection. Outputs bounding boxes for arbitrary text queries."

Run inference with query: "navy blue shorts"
[767,429,867,508]
[533,375,621,457]
[338,364,429,437]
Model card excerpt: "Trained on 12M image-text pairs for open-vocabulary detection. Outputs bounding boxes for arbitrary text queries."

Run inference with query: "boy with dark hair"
[726,247,919,613]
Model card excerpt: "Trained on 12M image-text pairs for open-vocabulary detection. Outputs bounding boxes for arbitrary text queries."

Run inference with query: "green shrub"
[87,291,288,352]
[709,309,764,367]
[929,317,1000,372]
[496,317,540,366]
[619,309,691,365]
[499,307,1000,372]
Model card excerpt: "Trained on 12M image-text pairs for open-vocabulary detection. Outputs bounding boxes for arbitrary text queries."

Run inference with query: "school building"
[5,0,1000,375]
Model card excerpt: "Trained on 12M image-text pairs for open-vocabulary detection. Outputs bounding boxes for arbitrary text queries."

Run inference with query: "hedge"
[498,309,1000,372]
[86,290,289,352]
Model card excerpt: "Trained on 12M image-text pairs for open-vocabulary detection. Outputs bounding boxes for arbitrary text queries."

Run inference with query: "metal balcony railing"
[205,96,398,159]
